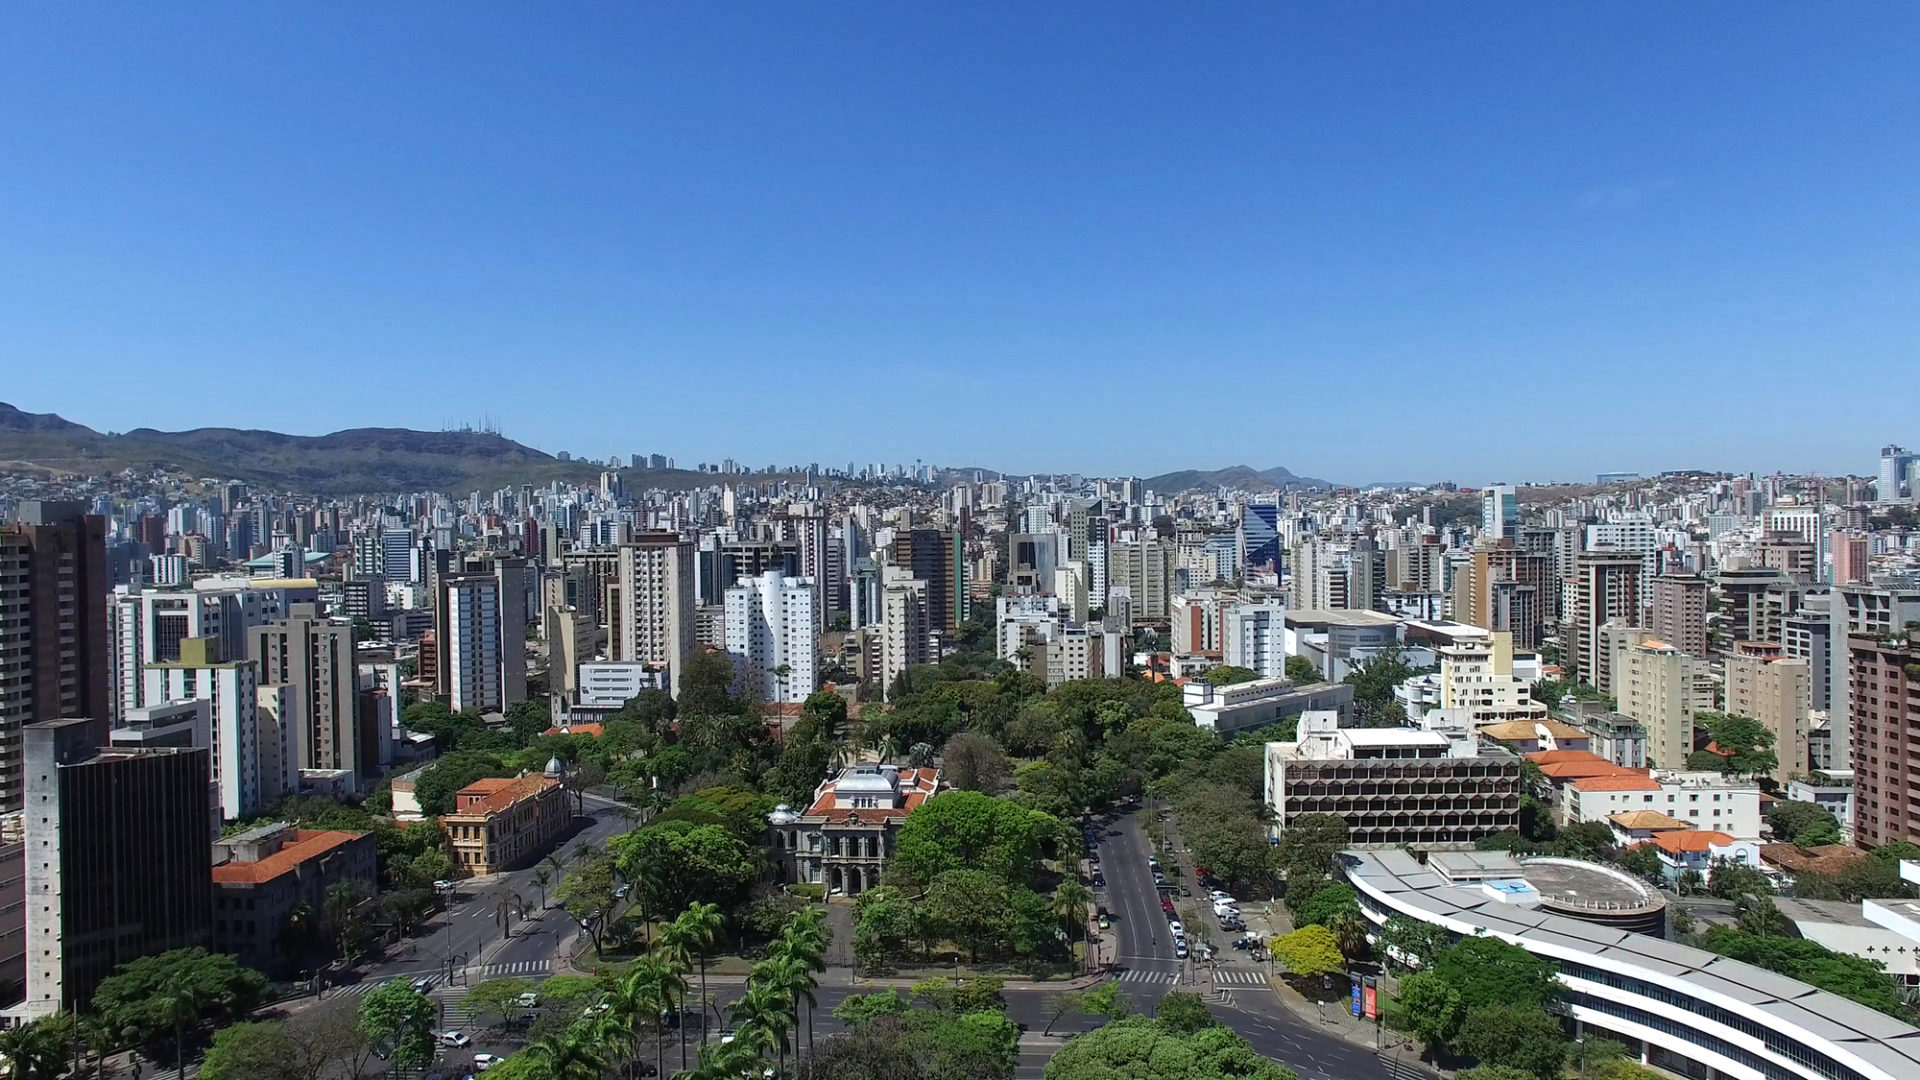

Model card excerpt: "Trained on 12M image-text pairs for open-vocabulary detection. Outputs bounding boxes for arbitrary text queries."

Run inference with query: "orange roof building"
[212,824,378,977]
[1650,830,1738,854]
[767,764,943,896]
[442,768,572,876]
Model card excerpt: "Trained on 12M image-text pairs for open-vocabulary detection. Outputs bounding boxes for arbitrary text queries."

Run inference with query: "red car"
[1160,896,1176,914]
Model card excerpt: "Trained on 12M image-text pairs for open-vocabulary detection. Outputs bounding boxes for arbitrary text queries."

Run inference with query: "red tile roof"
[543,722,604,737]
[1650,830,1737,854]
[803,766,941,823]
[212,830,364,885]
[1572,774,1663,792]
[1527,749,1614,766]
[450,774,561,816]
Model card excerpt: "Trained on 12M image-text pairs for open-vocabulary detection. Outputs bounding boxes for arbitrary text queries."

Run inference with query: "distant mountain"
[0,403,604,494]
[1143,464,1333,493]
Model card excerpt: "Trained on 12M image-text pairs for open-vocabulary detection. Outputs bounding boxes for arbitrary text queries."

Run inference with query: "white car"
[473,1053,501,1072]
[434,1030,470,1047]
[1167,920,1184,935]
[513,992,539,1009]
[434,880,454,892]
[1209,890,1235,903]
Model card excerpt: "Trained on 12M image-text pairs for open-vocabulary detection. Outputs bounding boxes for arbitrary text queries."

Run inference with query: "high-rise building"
[1241,503,1281,570]
[1782,598,1833,713]
[1107,539,1175,625]
[0,501,110,809]
[1848,629,1920,846]
[107,584,292,727]
[615,533,696,696]
[249,603,367,784]
[1481,484,1519,541]
[1569,549,1644,688]
[143,636,263,819]
[889,528,966,635]
[1649,573,1709,660]
[1615,638,1699,770]
[724,571,818,704]
[1463,542,1552,647]
[1877,444,1916,504]
[24,718,212,1019]
[1222,600,1289,679]
[1832,531,1871,585]
[1726,643,1809,785]
[437,573,502,713]
[1828,583,1920,772]
[879,571,930,701]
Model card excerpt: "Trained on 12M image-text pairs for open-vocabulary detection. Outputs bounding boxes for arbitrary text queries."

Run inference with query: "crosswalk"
[1112,966,1268,987]
[329,959,554,998]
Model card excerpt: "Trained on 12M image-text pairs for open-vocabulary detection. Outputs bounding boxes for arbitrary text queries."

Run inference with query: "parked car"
[1167,920,1184,935]
[1160,897,1175,914]
[433,880,454,893]
[1174,940,1189,959]
[1097,913,1110,929]
[513,992,539,1009]
[472,1054,501,1072]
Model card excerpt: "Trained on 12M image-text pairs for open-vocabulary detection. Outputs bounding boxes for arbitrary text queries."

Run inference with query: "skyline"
[5,5,1919,480]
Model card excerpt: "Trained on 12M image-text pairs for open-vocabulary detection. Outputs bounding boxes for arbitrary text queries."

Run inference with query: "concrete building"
[23,719,212,1019]
[211,824,377,977]
[142,637,263,820]
[1849,630,1920,848]
[615,533,697,697]
[766,764,940,896]
[879,571,930,701]
[1429,633,1547,727]
[1344,847,1920,1080]
[441,767,571,876]
[1569,549,1644,688]
[1559,767,1765,840]
[0,502,110,810]
[1107,539,1174,625]
[436,572,502,713]
[1263,712,1520,848]
[1184,678,1354,735]
[1481,485,1519,541]
[248,603,366,788]
[1461,542,1552,649]
[1726,642,1810,783]
[724,571,818,704]
[1221,599,1288,678]
[1784,598,1833,712]
[1828,583,1920,772]
[888,528,966,635]
[1615,638,1700,771]
[1650,573,1709,660]
[1171,589,1235,657]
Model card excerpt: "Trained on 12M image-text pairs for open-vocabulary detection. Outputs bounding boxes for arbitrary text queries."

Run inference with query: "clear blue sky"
[4,4,1917,485]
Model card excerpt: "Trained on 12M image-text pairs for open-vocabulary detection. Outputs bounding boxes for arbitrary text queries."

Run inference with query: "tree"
[1043,1016,1298,1080]
[926,870,1011,963]
[358,979,436,1069]
[1700,927,1906,1015]
[519,1028,609,1080]
[556,856,620,953]
[1396,971,1464,1050]
[1274,814,1348,909]
[412,750,516,816]
[1375,914,1452,971]
[1296,883,1360,928]
[1153,992,1217,1035]
[1285,656,1321,684]
[1204,666,1260,688]
[1432,937,1562,1010]
[91,948,267,1064]
[463,977,539,1028]
[1616,844,1663,883]
[1343,645,1425,726]
[832,991,911,1027]
[672,901,726,1044]
[892,790,1056,887]
[1041,992,1084,1037]
[1454,1005,1568,1080]
[1457,1068,1540,1080]
[198,1022,305,1080]
[1707,860,1773,900]
[1769,800,1842,844]
[611,821,760,915]
[1271,925,1345,990]
[941,731,1013,794]
[0,1017,68,1080]
[1696,712,1778,779]
[1053,878,1093,966]
[1080,981,1131,1022]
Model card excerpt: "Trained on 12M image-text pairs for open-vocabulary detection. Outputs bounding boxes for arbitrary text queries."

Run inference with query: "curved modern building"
[1344,848,1920,1080]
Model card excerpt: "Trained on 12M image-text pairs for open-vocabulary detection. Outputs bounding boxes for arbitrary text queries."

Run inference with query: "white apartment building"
[1221,599,1288,678]
[1432,633,1547,726]
[724,571,818,704]
[441,575,502,714]
[107,584,292,725]
[142,638,262,821]
[1055,561,1089,622]
[574,662,668,711]
[1106,539,1173,624]
[1615,638,1699,771]
[1561,769,1764,839]
[1172,589,1236,656]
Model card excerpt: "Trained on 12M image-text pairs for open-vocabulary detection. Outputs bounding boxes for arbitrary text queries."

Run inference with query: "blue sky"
[3,4,1917,485]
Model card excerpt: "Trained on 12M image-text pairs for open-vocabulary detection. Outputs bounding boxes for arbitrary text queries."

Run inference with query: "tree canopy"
[1043,1016,1298,1080]
[1431,937,1562,1010]
[92,948,267,1055]
[893,790,1058,887]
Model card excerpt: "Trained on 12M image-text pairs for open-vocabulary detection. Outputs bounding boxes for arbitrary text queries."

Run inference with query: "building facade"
[1727,643,1810,784]
[724,571,819,704]
[211,824,377,977]
[1850,631,1920,848]
[766,764,940,895]
[0,502,110,810]
[441,769,571,876]
[615,533,697,697]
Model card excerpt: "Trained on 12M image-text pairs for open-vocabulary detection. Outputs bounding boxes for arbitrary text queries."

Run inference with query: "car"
[1147,856,1160,870]
[719,1030,739,1045]
[615,883,632,898]
[1152,873,1168,887]
[433,880,454,893]
[514,992,539,1009]
[473,1054,501,1072]
[1174,941,1189,959]
[435,1031,471,1048]
[1092,872,1105,887]
[1097,913,1110,929]
[1167,920,1184,935]
[411,977,434,994]
[1160,898,1176,914]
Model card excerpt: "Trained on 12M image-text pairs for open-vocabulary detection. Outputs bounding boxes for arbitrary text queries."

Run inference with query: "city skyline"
[5,6,1919,480]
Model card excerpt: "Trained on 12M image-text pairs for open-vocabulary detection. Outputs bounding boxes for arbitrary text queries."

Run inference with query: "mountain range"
[1140,464,1334,493]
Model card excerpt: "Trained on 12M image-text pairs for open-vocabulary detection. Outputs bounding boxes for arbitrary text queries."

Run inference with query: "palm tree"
[727,981,793,1074]
[521,1027,609,1080]
[655,920,699,1069]
[675,902,725,1045]
[752,954,815,1066]
[671,1039,762,1080]
[776,913,828,1052]
[1053,879,1093,971]
[773,664,792,703]
[532,868,553,909]
[159,972,210,1079]
[0,1017,66,1080]
[601,963,665,1080]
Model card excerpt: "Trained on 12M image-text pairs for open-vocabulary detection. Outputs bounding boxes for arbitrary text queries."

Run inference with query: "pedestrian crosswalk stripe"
[327,960,552,998]
[1116,969,1179,984]
[1213,969,1268,986]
